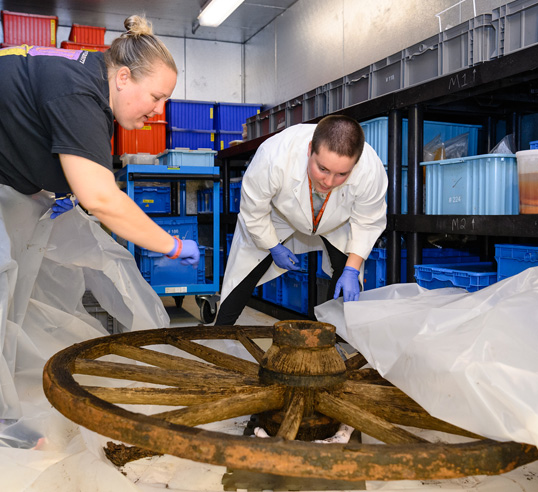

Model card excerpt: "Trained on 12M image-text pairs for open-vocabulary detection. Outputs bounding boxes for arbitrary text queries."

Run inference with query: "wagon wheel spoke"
[108,342,244,376]
[151,386,286,426]
[275,389,306,440]
[315,390,429,444]
[344,352,368,370]
[236,330,266,364]
[340,381,482,439]
[347,367,392,384]
[74,359,257,389]
[83,381,270,406]
[167,337,259,376]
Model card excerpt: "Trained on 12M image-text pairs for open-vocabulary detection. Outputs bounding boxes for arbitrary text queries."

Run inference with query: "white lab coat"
[221,124,388,302]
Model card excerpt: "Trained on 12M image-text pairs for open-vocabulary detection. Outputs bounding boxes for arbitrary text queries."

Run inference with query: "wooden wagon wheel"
[43,321,538,482]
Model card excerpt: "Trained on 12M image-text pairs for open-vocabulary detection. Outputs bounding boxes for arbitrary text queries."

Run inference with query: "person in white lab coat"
[216,115,388,325]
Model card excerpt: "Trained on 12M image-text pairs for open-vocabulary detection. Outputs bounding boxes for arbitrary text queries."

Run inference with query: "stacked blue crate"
[214,103,261,151]
[166,99,216,150]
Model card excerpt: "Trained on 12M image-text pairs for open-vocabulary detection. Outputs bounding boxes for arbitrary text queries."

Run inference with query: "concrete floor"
[161,295,279,328]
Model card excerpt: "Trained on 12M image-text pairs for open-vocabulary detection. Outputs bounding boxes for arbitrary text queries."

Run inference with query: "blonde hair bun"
[123,15,153,37]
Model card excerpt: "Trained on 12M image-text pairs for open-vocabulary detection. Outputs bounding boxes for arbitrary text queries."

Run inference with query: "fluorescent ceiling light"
[197,0,245,27]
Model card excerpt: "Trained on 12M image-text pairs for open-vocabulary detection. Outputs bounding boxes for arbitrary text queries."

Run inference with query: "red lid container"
[60,41,110,52]
[68,23,106,45]
[1,10,58,47]
[115,121,167,155]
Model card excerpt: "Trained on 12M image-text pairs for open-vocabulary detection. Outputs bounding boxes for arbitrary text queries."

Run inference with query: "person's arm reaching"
[59,154,178,255]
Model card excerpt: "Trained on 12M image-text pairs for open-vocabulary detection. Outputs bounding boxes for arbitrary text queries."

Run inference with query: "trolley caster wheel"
[173,296,184,309]
[200,299,217,324]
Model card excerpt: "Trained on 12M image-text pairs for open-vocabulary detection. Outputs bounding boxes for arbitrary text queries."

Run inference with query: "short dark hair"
[311,115,365,161]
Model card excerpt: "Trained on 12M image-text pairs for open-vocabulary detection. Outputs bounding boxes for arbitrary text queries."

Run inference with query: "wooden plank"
[168,338,259,376]
[315,391,428,444]
[276,390,305,441]
[152,387,286,427]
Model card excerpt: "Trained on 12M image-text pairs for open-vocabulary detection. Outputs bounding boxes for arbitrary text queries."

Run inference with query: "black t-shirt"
[0,45,114,195]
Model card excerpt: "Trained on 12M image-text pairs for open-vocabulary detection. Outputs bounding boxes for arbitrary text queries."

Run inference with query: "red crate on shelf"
[60,41,110,52]
[1,10,58,47]
[115,121,167,155]
[68,23,105,45]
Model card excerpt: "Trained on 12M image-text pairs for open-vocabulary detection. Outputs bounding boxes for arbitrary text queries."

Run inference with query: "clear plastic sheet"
[315,270,538,447]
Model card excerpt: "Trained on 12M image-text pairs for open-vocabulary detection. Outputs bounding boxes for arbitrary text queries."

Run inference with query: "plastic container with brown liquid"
[516,150,538,214]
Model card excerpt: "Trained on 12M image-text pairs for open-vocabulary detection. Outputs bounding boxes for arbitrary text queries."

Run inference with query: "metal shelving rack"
[218,42,538,320]
[115,164,221,322]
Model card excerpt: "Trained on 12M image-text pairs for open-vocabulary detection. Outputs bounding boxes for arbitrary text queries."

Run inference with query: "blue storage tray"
[166,100,215,131]
[167,129,215,150]
[495,243,538,281]
[230,180,242,213]
[360,116,482,166]
[363,247,481,291]
[157,148,216,167]
[151,216,198,241]
[215,131,243,151]
[414,262,497,292]
[197,187,223,213]
[226,233,234,256]
[215,103,261,132]
[422,154,518,215]
[135,246,205,287]
[134,186,170,213]
[281,271,309,314]
[262,276,282,305]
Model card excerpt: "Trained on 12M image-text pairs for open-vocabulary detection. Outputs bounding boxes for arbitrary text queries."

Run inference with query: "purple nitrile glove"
[51,196,79,219]
[334,266,361,302]
[269,243,301,271]
[178,239,200,266]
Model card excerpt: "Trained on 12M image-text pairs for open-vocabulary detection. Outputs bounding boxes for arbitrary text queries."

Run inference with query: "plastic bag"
[423,134,445,161]
[444,132,469,159]
[315,268,538,447]
[490,134,516,154]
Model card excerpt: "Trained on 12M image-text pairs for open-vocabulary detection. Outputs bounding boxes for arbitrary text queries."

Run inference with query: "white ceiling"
[0,0,299,43]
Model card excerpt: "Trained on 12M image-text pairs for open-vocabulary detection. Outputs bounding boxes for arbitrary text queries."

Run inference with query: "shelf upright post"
[387,109,403,285]
[406,104,424,282]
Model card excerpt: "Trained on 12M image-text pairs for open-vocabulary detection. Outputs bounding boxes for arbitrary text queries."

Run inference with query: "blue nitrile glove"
[51,196,79,219]
[269,243,301,271]
[178,239,200,266]
[334,266,361,302]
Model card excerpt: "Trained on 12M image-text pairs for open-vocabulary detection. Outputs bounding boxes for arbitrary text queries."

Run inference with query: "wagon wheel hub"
[43,321,538,483]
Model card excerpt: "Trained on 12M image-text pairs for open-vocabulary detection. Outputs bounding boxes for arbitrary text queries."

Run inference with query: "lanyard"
[308,175,332,234]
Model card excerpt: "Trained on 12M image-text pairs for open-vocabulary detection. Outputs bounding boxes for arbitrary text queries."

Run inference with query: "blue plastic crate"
[215,131,243,151]
[197,187,223,213]
[422,154,518,215]
[135,245,205,287]
[167,129,215,150]
[134,186,170,213]
[281,271,309,314]
[363,248,481,291]
[157,148,216,167]
[360,116,481,166]
[495,244,538,281]
[262,276,282,305]
[166,100,215,131]
[414,262,497,292]
[215,103,261,132]
[230,180,242,213]
[151,216,198,241]
[530,140,538,149]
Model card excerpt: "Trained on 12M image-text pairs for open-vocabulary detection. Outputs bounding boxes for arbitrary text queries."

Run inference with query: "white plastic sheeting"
[0,184,537,491]
[315,270,538,447]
